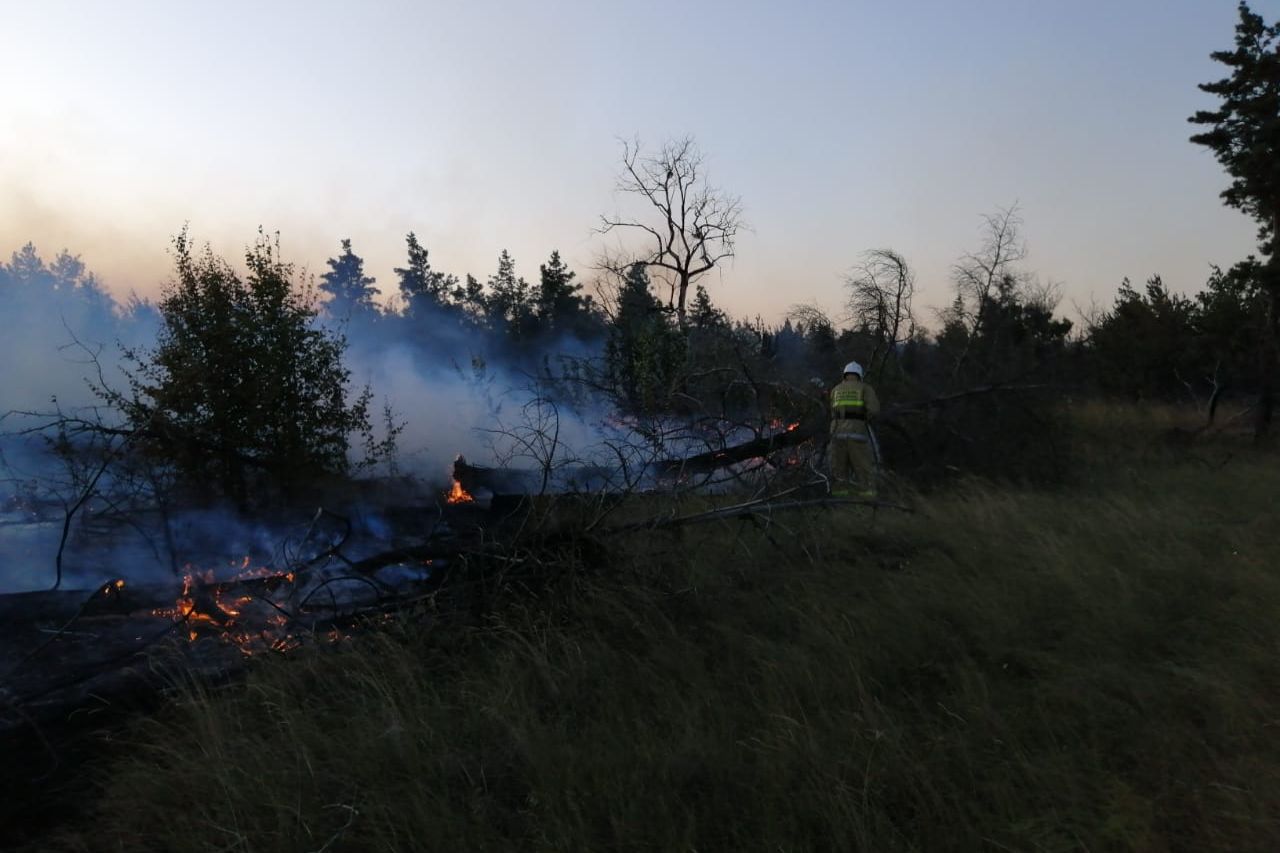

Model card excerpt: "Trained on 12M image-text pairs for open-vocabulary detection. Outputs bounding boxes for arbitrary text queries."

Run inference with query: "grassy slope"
[48,405,1280,852]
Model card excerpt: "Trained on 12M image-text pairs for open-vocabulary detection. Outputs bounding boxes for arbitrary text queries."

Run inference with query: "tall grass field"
[39,404,1280,852]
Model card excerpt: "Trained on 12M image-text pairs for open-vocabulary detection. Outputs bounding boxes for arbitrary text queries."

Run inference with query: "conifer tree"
[606,263,685,412]
[689,284,727,330]
[394,232,457,319]
[320,238,380,320]
[1190,1,1280,438]
[536,250,597,339]
[485,250,534,340]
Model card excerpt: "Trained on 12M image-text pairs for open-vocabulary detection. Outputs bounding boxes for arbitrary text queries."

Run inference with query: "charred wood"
[655,423,823,475]
[452,456,620,498]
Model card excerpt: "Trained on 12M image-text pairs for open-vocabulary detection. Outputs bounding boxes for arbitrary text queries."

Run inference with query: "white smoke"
[0,246,617,593]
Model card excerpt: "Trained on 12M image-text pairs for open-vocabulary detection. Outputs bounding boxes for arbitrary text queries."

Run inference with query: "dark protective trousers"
[829,434,876,497]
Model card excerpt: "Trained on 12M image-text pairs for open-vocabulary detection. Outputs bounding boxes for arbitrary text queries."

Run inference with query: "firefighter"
[829,361,880,498]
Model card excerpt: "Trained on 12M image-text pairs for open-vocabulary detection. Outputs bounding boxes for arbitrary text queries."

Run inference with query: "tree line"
[0,199,1261,500]
[1,0,1276,509]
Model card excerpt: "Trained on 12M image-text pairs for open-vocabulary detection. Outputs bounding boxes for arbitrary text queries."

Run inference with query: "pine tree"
[485,250,534,340]
[689,284,727,330]
[606,263,685,413]
[394,232,457,318]
[1190,1,1280,439]
[536,250,582,334]
[1198,259,1266,397]
[1089,276,1199,400]
[1,244,117,332]
[806,317,837,358]
[453,274,487,322]
[320,238,380,320]
[7,243,45,287]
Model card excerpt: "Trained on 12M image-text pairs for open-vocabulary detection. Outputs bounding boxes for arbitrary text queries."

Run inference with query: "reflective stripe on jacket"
[829,377,880,437]
[832,386,866,418]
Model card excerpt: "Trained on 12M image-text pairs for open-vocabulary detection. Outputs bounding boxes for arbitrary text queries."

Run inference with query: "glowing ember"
[446,478,474,504]
[146,547,412,657]
[151,559,308,654]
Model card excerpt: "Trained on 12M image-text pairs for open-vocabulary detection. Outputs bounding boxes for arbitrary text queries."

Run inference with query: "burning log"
[0,483,524,711]
[655,421,819,475]
[0,562,442,741]
[453,422,820,495]
[452,455,543,498]
[0,491,547,838]
[451,456,619,500]
[446,477,475,504]
[650,383,1055,478]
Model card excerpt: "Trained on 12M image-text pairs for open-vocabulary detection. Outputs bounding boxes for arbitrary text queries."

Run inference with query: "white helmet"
[842,361,863,378]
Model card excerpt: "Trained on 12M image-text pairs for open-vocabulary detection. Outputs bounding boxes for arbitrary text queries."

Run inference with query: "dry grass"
[41,404,1280,852]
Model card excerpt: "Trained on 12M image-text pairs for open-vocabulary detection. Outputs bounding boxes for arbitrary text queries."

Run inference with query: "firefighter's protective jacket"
[829,376,880,438]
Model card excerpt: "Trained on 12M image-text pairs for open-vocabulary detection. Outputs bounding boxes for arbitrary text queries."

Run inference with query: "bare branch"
[845,248,916,382]
[596,136,745,323]
[949,203,1027,379]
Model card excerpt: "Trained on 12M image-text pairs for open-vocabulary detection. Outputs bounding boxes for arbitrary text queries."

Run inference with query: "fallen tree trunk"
[0,562,444,724]
[653,423,823,475]
[653,383,1057,477]
[452,456,634,498]
[452,456,545,497]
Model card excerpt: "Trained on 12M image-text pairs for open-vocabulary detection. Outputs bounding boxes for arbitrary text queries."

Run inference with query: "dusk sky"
[2,0,1273,326]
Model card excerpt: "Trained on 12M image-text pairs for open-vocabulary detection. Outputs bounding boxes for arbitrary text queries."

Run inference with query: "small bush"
[107,228,375,507]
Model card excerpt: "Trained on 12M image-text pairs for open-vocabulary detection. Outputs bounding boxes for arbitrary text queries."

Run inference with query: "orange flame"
[446,478,474,504]
[152,559,312,654]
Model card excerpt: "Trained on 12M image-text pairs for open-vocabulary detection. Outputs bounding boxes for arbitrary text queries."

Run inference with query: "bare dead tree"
[1023,276,1064,315]
[598,136,745,325]
[845,249,916,381]
[786,302,836,335]
[48,432,119,591]
[588,250,638,323]
[948,204,1027,378]
[1176,359,1227,428]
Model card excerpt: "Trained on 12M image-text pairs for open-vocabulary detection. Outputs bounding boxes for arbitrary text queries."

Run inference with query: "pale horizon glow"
[1,0,1273,328]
